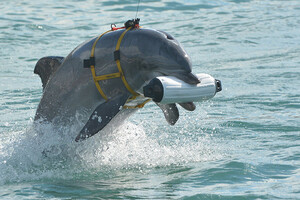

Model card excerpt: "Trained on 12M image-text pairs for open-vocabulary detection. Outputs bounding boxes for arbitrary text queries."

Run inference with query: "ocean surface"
[0,0,299,199]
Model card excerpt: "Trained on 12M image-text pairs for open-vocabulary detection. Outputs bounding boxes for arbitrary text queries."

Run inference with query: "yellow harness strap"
[90,30,113,101]
[123,99,151,109]
[115,27,140,97]
[88,27,148,108]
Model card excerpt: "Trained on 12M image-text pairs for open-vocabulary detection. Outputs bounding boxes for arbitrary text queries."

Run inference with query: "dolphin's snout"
[173,72,200,85]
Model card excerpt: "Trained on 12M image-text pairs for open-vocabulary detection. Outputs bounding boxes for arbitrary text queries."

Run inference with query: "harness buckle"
[114,50,120,61]
[83,56,95,68]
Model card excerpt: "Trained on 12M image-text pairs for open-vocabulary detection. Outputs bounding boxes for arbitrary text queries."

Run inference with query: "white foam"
[0,117,225,185]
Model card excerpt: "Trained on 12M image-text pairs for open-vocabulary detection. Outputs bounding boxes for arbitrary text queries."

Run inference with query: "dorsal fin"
[34,56,64,89]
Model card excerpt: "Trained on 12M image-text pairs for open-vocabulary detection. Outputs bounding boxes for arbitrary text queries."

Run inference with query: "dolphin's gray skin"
[34,28,200,142]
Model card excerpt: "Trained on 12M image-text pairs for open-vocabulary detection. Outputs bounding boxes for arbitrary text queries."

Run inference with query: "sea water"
[0,0,299,199]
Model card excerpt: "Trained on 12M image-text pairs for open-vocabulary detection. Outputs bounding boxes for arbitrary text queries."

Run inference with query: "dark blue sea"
[0,0,299,199]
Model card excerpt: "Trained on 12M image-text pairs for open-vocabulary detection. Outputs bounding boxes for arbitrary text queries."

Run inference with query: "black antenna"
[135,0,141,19]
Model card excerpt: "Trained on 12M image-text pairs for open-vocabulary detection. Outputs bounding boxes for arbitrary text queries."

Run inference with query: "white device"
[143,73,222,104]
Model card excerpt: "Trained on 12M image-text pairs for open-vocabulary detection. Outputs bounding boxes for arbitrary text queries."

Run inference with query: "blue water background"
[0,0,300,199]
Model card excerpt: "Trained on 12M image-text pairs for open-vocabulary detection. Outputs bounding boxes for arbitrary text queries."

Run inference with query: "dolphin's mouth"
[171,72,200,85]
[153,70,200,85]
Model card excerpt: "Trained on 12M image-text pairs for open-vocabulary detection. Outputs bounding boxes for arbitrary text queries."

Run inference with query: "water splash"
[0,116,224,185]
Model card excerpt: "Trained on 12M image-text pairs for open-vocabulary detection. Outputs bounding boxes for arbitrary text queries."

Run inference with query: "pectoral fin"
[179,102,196,111]
[75,94,129,142]
[156,103,179,125]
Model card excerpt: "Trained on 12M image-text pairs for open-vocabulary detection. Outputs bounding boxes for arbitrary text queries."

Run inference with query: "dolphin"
[34,28,200,142]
